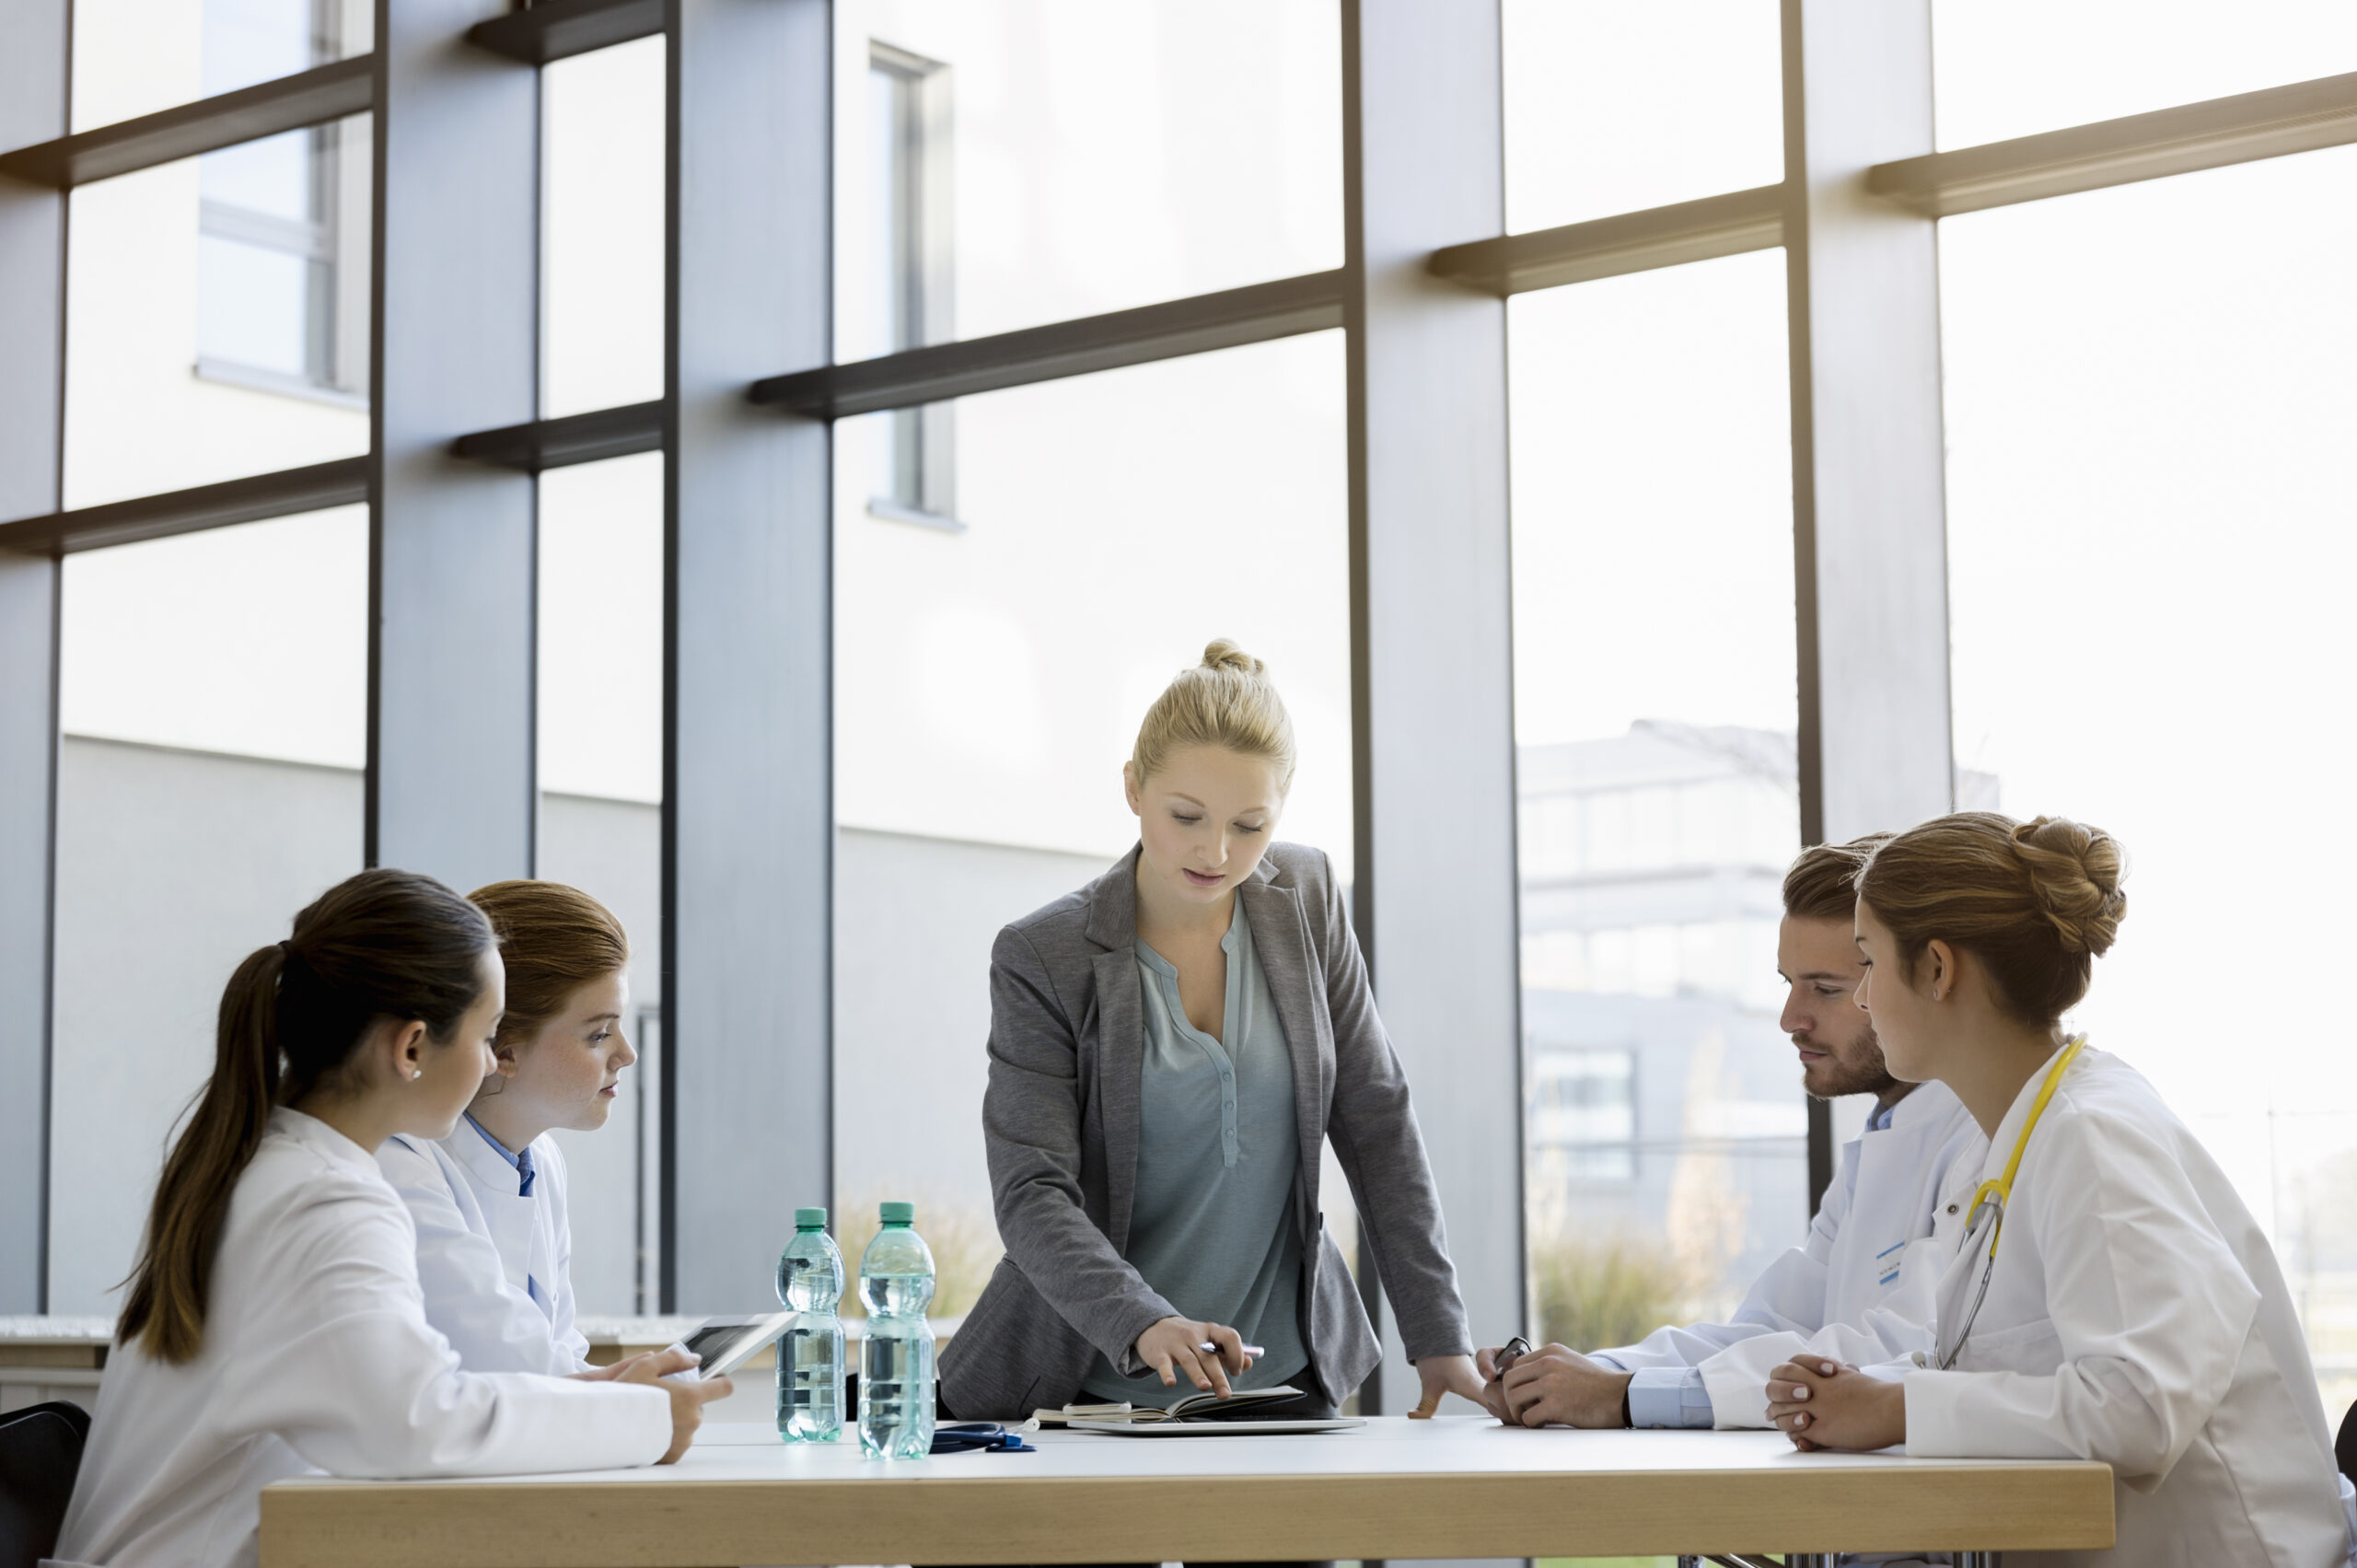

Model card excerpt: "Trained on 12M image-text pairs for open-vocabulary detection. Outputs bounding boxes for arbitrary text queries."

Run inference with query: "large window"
[542,38,665,419]
[72,0,370,132]
[1932,0,2357,148]
[1942,143,2357,1408]
[16,0,2357,1462]
[50,510,366,1313]
[834,0,1341,345]
[1502,0,1782,232]
[1508,250,1799,1349]
[535,453,667,1316]
[64,120,372,508]
[832,330,1352,1316]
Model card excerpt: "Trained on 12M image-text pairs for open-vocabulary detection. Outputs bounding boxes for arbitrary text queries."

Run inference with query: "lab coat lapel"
[1847,1116,1940,1309]
[448,1122,540,1304]
[1084,850,1146,1250]
[1237,870,1328,1217]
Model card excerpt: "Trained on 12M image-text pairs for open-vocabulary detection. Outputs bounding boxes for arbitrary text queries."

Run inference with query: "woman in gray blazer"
[940,641,1484,1421]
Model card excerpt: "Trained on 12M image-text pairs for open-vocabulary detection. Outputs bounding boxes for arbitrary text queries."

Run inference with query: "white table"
[259,1415,2113,1566]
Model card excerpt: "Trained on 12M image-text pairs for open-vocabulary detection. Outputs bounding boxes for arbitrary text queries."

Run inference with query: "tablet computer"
[671,1312,796,1381]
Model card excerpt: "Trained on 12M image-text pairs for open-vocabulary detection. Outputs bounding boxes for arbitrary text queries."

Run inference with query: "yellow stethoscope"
[1933,1035,2089,1371]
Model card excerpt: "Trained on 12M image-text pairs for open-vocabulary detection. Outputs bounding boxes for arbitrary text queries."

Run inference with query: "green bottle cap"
[878,1201,915,1225]
[794,1207,827,1229]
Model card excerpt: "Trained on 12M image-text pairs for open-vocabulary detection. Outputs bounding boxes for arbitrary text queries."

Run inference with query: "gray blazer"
[938,842,1471,1419]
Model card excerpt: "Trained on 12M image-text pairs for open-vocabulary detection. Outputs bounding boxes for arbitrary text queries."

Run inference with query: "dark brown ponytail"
[119,869,494,1364]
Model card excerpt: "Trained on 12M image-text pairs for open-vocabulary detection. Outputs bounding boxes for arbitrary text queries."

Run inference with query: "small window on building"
[1529,1045,1637,1182]
[195,0,369,404]
[867,41,955,528]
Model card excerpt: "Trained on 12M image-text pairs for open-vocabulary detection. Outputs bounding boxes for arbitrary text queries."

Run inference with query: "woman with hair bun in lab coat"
[50,869,728,1568]
[377,879,635,1374]
[1761,812,2354,1568]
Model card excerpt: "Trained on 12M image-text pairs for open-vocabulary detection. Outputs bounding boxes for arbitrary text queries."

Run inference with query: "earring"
[412,1068,423,1080]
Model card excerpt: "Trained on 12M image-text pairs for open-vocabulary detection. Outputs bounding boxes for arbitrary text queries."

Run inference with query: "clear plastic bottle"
[855,1200,936,1459]
[776,1206,845,1441]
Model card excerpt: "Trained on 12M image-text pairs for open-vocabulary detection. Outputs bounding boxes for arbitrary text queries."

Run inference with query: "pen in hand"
[1202,1342,1265,1357]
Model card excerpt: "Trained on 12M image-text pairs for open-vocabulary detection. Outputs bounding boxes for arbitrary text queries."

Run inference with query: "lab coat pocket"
[1953,1314,2063,1376]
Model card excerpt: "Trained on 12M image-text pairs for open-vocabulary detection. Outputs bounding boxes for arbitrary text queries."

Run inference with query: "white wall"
[49,738,363,1313]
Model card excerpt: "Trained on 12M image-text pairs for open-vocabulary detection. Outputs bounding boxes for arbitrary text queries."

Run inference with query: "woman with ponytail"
[1758,813,2352,1567]
[51,869,728,1568]
[377,880,635,1374]
[940,641,1485,1424]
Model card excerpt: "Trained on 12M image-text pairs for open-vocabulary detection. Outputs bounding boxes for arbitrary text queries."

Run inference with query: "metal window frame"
[0,0,67,1317]
[1428,183,1783,295]
[658,0,833,1313]
[8,0,2354,1324]
[1341,0,1524,1434]
[364,0,541,889]
[466,0,663,68]
[0,55,372,189]
[1779,0,1957,1214]
[0,459,370,555]
[1872,67,2357,218]
[17,47,2340,534]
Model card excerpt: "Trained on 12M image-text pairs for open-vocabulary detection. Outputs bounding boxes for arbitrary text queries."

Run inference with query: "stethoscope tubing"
[1936,1205,2003,1371]
[1931,1037,2088,1372]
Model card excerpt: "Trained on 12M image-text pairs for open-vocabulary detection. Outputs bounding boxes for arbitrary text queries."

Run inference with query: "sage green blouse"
[1081,897,1306,1400]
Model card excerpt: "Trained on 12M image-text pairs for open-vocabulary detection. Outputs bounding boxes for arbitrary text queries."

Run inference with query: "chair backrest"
[2338,1398,2357,1486]
[0,1400,91,1568]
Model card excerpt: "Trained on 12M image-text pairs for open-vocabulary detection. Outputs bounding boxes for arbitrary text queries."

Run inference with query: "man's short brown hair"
[1782,833,1895,922]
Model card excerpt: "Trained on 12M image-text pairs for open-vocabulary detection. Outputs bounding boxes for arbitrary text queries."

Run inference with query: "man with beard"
[1480,834,1987,1430]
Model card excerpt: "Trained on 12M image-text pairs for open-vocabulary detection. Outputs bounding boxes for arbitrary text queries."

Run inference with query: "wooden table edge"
[261,1458,2116,1566]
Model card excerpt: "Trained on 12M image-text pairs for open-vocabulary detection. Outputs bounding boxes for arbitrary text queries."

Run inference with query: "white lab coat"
[377,1122,589,1375]
[1593,1080,1986,1431]
[47,1109,668,1568]
[1888,1046,2350,1568]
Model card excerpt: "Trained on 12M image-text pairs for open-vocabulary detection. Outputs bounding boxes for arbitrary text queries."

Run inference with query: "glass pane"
[542,38,667,419]
[199,126,314,221]
[833,330,1350,1312]
[66,116,371,509]
[835,0,1341,351]
[1941,145,2357,1406]
[1503,0,1783,234]
[1933,0,2357,148]
[74,0,372,134]
[537,454,666,1316]
[1508,252,1803,1346]
[195,235,312,376]
[50,508,366,1312]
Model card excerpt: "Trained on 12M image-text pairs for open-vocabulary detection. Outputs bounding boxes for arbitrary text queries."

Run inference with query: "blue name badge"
[1875,1238,1907,1287]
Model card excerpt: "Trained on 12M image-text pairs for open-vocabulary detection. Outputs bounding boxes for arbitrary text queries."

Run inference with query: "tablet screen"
[677,1314,792,1378]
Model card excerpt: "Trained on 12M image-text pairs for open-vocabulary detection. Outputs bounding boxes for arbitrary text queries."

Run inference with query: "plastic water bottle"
[855,1200,936,1459]
[776,1206,844,1441]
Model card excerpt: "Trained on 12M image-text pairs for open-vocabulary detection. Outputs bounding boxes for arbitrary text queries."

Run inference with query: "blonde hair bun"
[1131,639,1297,793]
[2012,816,2128,957]
[1857,809,2127,1026]
[1200,638,1266,678]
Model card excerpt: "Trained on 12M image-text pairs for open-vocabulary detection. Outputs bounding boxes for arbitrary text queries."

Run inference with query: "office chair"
[0,1400,90,1568]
